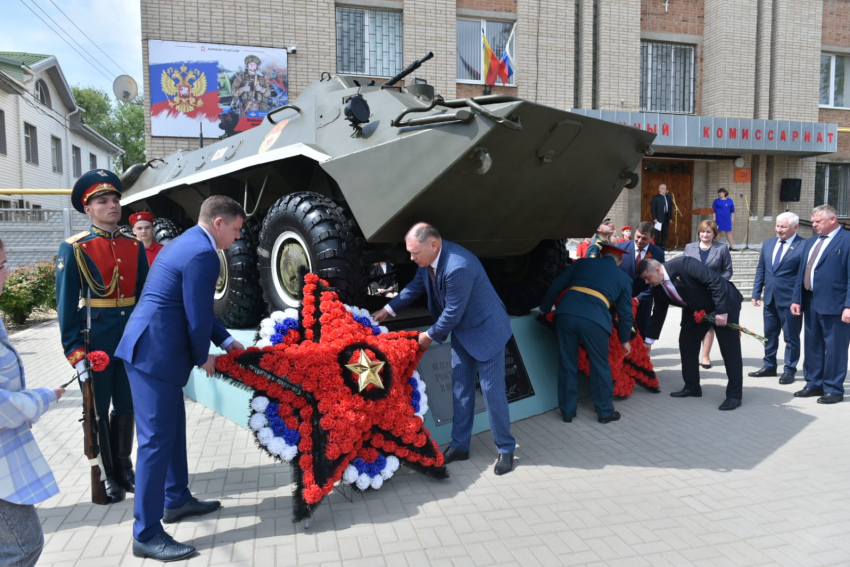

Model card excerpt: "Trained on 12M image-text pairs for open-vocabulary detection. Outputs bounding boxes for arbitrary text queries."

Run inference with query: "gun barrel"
[383,52,434,87]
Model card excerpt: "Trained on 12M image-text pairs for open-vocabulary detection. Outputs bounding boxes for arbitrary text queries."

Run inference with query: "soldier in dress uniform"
[231,55,272,114]
[56,169,150,503]
[585,218,615,258]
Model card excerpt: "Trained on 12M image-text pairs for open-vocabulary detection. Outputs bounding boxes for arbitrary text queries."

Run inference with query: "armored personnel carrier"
[120,54,655,328]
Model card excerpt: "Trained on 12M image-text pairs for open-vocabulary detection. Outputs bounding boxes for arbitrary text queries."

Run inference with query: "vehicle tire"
[258,192,361,311]
[119,224,133,237]
[153,218,182,244]
[214,217,265,328]
[486,239,569,316]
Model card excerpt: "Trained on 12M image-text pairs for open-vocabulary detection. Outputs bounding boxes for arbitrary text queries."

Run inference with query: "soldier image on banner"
[231,55,272,115]
[56,170,150,504]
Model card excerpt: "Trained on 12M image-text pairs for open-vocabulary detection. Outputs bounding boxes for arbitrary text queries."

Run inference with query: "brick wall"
[516,0,574,109]
[822,0,850,47]
[456,83,517,98]
[1,208,90,268]
[819,108,850,161]
[701,0,757,118]
[596,0,641,111]
[457,0,516,12]
[640,0,704,36]
[403,0,456,99]
[769,0,823,122]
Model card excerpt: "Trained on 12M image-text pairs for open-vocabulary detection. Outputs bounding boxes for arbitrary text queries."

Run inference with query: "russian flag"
[149,61,221,121]
[500,47,513,85]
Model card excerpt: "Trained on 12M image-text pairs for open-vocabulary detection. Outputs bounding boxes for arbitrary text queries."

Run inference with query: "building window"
[0,109,6,155]
[336,7,403,77]
[51,136,63,173]
[815,164,850,217]
[820,54,850,108]
[24,123,38,165]
[35,80,51,108]
[72,145,81,177]
[640,41,695,114]
[89,153,97,170]
[457,19,516,86]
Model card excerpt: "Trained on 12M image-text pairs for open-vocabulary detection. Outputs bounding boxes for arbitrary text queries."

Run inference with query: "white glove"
[75,360,89,382]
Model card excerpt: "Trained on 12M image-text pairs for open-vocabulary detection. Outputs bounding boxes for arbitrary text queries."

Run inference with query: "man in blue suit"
[750,212,805,384]
[617,221,665,339]
[372,223,516,475]
[540,243,634,424]
[790,205,850,405]
[116,196,246,561]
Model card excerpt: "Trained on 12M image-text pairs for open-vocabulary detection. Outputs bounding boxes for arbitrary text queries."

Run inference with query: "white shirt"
[198,224,234,350]
[806,226,841,289]
[771,234,800,266]
[645,266,684,345]
[384,244,443,319]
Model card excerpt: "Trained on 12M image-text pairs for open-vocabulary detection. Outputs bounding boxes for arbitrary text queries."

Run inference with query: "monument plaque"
[417,336,534,425]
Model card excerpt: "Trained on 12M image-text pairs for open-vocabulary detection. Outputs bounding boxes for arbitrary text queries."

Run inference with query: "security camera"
[288,45,297,54]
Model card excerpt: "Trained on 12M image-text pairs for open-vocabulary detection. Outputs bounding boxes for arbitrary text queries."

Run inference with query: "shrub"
[0,259,57,325]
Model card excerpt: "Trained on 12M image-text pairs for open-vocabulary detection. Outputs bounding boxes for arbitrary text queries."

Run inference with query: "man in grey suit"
[373,223,516,475]
[750,212,805,384]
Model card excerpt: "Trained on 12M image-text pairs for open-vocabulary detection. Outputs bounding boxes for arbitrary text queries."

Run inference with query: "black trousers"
[679,308,744,399]
[658,220,670,248]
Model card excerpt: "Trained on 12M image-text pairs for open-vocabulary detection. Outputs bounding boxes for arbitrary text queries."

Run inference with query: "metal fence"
[0,208,91,268]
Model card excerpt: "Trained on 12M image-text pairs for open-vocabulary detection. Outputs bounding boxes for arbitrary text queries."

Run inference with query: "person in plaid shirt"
[0,237,65,566]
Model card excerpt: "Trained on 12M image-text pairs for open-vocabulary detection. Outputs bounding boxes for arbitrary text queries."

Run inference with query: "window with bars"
[640,41,695,114]
[820,54,850,108]
[336,7,403,77]
[456,19,516,86]
[815,163,850,217]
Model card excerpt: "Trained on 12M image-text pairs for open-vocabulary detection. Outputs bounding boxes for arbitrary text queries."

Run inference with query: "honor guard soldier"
[56,169,149,503]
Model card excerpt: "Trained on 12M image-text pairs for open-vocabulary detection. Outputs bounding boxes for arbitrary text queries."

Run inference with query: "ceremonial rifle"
[80,289,109,505]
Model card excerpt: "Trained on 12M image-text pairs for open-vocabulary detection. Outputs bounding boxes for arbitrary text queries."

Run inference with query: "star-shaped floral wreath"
[214,273,447,522]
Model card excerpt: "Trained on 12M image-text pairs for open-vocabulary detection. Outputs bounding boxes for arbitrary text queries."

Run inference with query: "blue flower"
[371,326,381,335]
[352,454,387,477]
[283,428,301,446]
[269,417,288,437]
[274,319,299,335]
[265,403,279,420]
[407,377,418,388]
[411,390,421,403]
[270,333,284,345]
[411,401,420,413]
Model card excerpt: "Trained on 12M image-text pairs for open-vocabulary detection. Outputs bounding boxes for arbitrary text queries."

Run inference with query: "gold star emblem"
[345,350,386,392]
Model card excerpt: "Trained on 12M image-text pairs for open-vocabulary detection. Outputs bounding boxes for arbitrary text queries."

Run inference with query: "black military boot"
[110,413,136,493]
[98,423,126,504]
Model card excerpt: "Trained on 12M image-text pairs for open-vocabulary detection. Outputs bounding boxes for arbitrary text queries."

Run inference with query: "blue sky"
[0,0,143,100]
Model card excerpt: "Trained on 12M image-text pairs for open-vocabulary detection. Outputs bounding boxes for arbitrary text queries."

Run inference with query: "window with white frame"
[336,7,403,77]
[640,41,695,114]
[35,80,51,108]
[89,153,97,170]
[456,19,516,86]
[815,163,850,217]
[24,123,38,165]
[51,136,62,173]
[72,145,81,177]
[820,54,850,108]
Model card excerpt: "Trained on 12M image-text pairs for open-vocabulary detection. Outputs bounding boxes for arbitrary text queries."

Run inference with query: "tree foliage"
[72,86,146,174]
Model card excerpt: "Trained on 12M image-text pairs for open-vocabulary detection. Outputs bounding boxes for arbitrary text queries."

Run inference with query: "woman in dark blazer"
[684,220,733,368]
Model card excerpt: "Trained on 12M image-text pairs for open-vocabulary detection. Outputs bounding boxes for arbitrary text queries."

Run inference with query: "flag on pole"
[499,24,516,84]
[482,26,502,86]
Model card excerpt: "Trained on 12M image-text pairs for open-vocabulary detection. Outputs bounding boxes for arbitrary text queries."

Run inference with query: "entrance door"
[640,159,694,249]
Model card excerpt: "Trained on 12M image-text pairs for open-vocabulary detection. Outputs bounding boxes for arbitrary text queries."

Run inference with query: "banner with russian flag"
[148,40,288,138]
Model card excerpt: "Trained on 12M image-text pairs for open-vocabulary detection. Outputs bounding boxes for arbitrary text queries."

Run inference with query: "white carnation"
[378,326,388,334]
[267,437,287,456]
[343,466,359,484]
[280,444,298,462]
[249,413,268,431]
[269,311,287,323]
[257,427,274,446]
[370,475,384,490]
[255,338,272,348]
[386,456,400,473]
[355,474,372,490]
[283,308,299,320]
[412,369,421,380]
[251,397,270,412]
[344,304,353,312]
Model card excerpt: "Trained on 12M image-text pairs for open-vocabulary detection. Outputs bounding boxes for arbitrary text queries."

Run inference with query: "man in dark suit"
[540,243,633,423]
[750,212,805,384]
[617,221,665,339]
[372,223,516,475]
[790,205,850,405]
[651,184,674,249]
[116,196,246,561]
[638,256,745,411]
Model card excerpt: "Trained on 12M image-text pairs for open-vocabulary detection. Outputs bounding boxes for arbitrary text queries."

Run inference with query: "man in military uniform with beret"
[130,211,163,265]
[231,55,271,114]
[56,169,149,503]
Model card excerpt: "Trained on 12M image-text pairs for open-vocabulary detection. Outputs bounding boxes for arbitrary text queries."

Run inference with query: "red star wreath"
[214,273,447,522]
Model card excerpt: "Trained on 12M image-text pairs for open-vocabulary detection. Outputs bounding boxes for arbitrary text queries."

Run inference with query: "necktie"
[635,248,644,269]
[662,280,686,306]
[664,197,668,213]
[428,265,437,288]
[771,240,785,272]
[804,236,827,291]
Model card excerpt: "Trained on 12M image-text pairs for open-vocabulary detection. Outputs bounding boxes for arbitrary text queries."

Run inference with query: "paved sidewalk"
[15,304,850,566]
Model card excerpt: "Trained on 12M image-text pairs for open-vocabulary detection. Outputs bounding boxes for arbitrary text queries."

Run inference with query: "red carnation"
[694,310,707,324]
[87,351,110,372]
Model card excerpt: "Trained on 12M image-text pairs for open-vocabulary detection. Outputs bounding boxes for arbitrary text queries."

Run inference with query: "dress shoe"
[561,413,574,423]
[132,532,195,562]
[794,387,824,398]
[748,366,777,377]
[598,411,621,424]
[494,453,513,476]
[700,362,712,369]
[670,388,702,398]
[442,446,470,465]
[779,372,795,385]
[817,393,844,404]
[718,398,742,411]
[162,497,221,524]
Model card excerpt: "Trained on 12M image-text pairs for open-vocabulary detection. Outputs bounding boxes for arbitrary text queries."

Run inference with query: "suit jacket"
[617,240,666,300]
[651,193,673,224]
[752,234,805,307]
[540,255,634,337]
[115,226,231,385]
[647,256,744,340]
[683,241,733,279]
[388,241,512,362]
[791,227,850,315]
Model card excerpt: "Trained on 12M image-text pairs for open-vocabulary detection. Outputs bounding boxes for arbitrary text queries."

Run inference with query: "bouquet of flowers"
[693,310,767,344]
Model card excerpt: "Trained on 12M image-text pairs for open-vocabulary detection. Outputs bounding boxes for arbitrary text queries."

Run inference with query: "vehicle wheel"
[119,224,133,236]
[153,218,182,244]
[258,192,361,311]
[486,239,569,316]
[214,217,265,328]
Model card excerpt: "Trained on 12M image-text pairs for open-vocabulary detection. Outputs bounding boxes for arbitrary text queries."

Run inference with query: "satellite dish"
[112,75,138,104]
